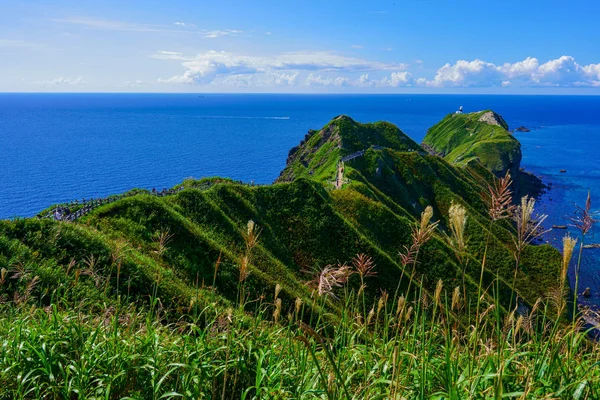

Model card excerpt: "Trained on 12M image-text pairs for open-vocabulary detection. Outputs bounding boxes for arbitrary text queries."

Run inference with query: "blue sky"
[1,0,600,93]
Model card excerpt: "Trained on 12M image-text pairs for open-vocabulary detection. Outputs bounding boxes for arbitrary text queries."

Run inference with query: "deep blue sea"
[1,93,599,308]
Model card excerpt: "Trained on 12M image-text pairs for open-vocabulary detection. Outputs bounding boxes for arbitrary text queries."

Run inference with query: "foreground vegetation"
[0,232,598,399]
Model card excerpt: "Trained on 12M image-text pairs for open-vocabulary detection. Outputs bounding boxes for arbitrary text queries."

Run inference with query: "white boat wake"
[195,116,290,120]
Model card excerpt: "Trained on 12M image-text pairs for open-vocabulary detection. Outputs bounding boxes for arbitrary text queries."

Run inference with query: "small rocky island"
[515,126,531,132]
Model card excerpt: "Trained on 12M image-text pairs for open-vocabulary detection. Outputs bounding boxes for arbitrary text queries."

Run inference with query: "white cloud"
[201,29,243,38]
[355,71,413,87]
[303,71,413,88]
[157,50,407,85]
[351,44,363,49]
[222,74,253,87]
[54,17,242,38]
[34,77,87,86]
[157,51,259,84]
[583,63,600,84]
[53,17,168,32]
[124,80,145,87]
[266,72,299,85]
[424,59,502,87]
[0,39,39,48]
[305,73,349,87]
[274,51,403,71]
[532,56,590,86]
[500,57,539,79]
[151,50,190,61]
[174,22,196,27]
[421,56,600,87]
[157,72,196,84]
[218,72,299,87]
[357,74,372,86]
[385,71,412,87]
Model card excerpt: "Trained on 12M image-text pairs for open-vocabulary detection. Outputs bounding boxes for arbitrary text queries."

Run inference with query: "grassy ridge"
[0,170,560,318]
[277,115,421,183]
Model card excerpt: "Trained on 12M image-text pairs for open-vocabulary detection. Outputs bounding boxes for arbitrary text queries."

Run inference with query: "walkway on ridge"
[333,145,385,189]
[41,180,261,223]
[333,145,424,189]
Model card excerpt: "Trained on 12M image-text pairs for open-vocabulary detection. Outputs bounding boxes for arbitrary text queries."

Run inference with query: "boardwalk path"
[340,150,366,163]
[334,146,388,189]
[42,180,259,222]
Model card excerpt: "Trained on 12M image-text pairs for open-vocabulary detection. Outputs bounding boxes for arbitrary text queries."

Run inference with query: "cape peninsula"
[2,110,581,398]
[1,111,558,315]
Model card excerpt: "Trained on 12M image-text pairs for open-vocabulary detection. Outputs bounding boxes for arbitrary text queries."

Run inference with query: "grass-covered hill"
[2,113,591,399]
[422,110,522,178]
[277,115,422,183]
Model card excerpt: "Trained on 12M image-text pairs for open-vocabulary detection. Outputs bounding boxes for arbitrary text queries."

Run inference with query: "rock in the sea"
[515,126,531,132]
[560,170,567,173]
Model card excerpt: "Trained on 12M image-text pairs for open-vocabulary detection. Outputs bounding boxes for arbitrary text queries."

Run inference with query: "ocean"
[1,93,599,308]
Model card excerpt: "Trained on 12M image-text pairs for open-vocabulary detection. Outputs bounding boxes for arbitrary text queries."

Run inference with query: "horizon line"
[2,91,600,97]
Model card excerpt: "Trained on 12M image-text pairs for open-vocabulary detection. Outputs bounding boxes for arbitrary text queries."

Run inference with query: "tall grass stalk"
[509,195,548,311]
[570,192,596,352]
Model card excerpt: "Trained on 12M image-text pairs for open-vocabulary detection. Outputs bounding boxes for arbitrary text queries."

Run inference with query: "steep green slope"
[277,115,422,183]
[422,110,521,177]
[0,114,560,321]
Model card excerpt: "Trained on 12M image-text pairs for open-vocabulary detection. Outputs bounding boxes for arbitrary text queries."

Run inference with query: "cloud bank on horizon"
[15,51,600,91]
[154,51,600,89]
